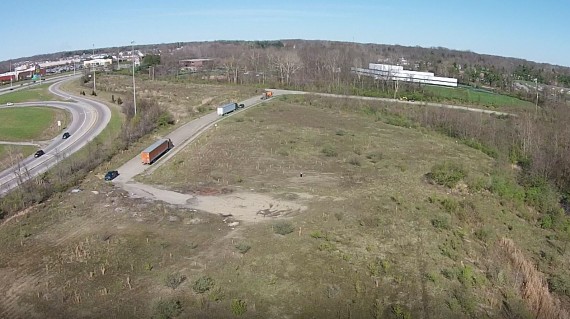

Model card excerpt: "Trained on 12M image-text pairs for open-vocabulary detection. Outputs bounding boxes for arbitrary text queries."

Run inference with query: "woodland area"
[137,40,569,104]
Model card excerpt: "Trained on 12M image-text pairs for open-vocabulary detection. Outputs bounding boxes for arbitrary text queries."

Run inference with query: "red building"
[0,73,15,84]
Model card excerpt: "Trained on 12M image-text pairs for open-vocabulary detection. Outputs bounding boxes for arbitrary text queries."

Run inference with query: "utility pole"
[131,41,137,116]
[535,78,538,117]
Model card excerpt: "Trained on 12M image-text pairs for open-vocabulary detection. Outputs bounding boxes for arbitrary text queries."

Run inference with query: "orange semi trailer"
[141,138,174,164]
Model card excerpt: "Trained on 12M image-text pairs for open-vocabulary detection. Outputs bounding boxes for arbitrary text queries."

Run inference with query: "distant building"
[179,58,213,71]
[83,58,113,68]
[0,72,15,84]
[352,63,458,87]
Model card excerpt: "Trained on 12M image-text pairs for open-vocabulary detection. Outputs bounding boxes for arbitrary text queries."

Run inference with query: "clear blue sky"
[2,0,569,66]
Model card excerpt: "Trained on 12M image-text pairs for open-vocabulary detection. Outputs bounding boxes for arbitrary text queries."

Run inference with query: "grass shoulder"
[0,83,62,104]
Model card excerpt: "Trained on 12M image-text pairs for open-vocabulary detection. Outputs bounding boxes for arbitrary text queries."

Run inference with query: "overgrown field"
[1,96,569,318]
[0,106,69,141]
[74,73,259,120]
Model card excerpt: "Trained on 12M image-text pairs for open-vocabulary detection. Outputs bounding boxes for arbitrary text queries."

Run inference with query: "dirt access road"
[113,94,307,223]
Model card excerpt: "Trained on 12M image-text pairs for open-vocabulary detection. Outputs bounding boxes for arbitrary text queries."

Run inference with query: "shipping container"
[141,138,174,164]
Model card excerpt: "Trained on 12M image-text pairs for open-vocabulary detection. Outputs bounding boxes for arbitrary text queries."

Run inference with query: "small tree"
[193,276,214,294]
[117,97,123,105]
[91,90,97,96]
[111,94,115,103]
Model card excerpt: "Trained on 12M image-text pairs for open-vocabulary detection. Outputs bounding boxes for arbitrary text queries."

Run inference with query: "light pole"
[131,41,137,116]
[9,61,12,88]
[92,44,96,92]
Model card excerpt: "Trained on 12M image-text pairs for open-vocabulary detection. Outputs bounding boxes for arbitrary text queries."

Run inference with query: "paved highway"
[0,78,111,196]
[0,73,77,95]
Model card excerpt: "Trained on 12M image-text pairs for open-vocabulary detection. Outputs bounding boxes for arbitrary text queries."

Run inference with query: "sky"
[1,0,569,66]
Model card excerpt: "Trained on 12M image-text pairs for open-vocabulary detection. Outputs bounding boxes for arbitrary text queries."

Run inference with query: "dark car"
[238,103,245,108]
[62,132,71,139]
[34,150,45,158]
[104,170,119,181]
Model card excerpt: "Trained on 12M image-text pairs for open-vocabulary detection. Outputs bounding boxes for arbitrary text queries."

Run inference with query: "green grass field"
[0,83,60,105]
[0,107,68,141]
[425,85,535,110]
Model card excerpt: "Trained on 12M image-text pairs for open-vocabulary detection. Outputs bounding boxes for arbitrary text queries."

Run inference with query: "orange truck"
[141,138,173,164]
[261,90,273,100]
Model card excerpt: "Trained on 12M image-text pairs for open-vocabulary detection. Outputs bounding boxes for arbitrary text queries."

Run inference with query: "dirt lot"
[0,94,563,318]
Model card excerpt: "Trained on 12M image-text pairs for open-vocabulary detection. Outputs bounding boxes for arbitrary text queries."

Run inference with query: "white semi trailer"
[217,103,237,116]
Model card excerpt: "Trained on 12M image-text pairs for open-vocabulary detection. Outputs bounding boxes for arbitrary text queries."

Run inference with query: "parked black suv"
[104,170,119,181]
[34,150,45,158]
[62,132,71,139]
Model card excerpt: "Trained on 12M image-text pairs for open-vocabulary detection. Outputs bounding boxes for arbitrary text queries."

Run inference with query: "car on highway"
[104,170,119,181]
[238,103,245,108]
[62,132,71,139]
[6,102,14,106]
[34,150,45,158]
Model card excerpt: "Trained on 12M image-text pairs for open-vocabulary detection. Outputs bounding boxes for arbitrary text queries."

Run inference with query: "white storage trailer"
[217,103,237,116]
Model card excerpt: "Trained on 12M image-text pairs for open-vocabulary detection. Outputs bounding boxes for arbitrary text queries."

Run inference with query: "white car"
[6,102,14,106]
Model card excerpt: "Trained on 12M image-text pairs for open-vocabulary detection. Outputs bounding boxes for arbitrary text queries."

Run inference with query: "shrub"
[540,214,553,229]
[489,174,525,203]
[461,138,498,158]
[548,275,570,297]
[387,304,412,319]
[310,230,325,239]
[193,276,214,294]
[523,177,559,214]
[153,299,182,319]
[231,299,247,316]
[273,221,294,235]
[384,114,416,128]
[366,151,383,163]
[235,243,251,254]
[474,226,493,242]
[458,265,477,287]
[440,198,459,213]
[431,215,450,230]
[321,145,338,157]
[165,273,186,289]
[427,162,466,188]
[117,97,123,105]
[157,112,175,127]
[348,156,362,166]
[466,175,488,192]
[441,268,459,280]
[91,90,97,96]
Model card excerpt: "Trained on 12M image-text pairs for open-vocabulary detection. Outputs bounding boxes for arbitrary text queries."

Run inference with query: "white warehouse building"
[83,58,113,68]
[352,63,458,87]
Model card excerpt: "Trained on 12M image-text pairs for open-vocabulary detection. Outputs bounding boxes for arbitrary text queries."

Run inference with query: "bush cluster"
[427,162,466,188]
[273,221,295,235]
